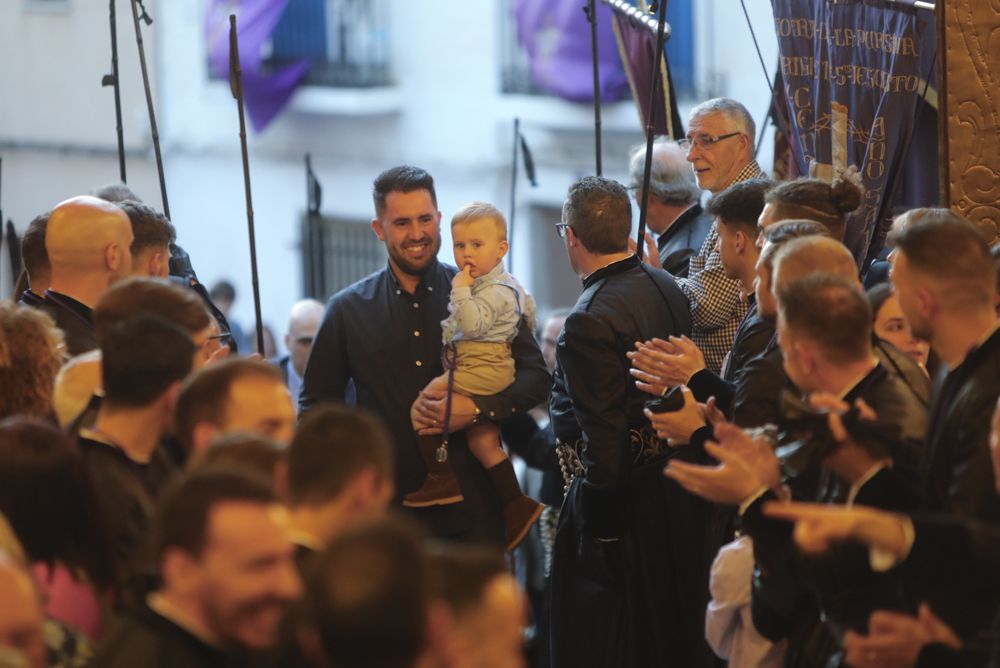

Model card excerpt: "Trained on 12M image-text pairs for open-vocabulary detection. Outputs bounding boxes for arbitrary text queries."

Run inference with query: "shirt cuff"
[738,485,770,516]
[869,516,915,572]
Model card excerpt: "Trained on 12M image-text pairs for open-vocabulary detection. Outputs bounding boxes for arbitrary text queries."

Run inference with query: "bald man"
[40,195,133,356]
[276,298,325,407]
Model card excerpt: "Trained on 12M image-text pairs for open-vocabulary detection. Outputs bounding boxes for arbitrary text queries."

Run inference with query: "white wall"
[1,0,781,351]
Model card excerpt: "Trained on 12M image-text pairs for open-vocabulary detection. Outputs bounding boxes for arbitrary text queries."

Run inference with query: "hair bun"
[830,167,863,213]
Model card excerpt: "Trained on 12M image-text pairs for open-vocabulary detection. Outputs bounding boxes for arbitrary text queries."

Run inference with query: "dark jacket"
[905,517,1000,667]
[38,290,97,356]
[916,326,1000,639]
[90,602,241,668]
[658,203,715,278]
[549,255,704,668]
[500,412,563,507]
[745,362,929,666]
[78,433,176,592]
[686,297,774,416]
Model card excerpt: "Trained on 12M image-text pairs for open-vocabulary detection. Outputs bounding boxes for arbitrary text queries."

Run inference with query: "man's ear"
[916,286,937,322]
[105,243,123,273]
[344,467,379,509]
[565,225,579,248]
[161,380,184,417]
[735,230,749,254]
[795,338,818,375]
[161,547,201,597]
[190,421,222,457]
[150,251,167,278]
[370,218,386,241]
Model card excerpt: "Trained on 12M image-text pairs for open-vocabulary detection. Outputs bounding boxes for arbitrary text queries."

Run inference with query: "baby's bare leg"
[467,422,507,468]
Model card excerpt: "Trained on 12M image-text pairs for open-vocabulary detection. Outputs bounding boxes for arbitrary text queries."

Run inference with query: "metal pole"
[229,14,265,356]
[634,0,669,263]
[508,117,519,274]
[129,0,170,219]
[586,0,603,175]
[102,0,127,183]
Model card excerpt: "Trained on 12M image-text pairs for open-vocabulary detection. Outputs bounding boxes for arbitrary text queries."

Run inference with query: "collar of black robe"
[385,256,442,297]
[43,289,95,330]
[842,361,888,405]
[19,289,44,307]
[582,254,640,290]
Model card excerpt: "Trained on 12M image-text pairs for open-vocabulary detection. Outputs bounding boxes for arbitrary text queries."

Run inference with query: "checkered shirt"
[676,160,766,374]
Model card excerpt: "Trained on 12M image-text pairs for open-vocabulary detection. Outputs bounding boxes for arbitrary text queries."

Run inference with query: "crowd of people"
[0,95,998,668]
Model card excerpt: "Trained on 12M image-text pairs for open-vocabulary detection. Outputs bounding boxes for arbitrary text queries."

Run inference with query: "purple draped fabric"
[513,0,628,103]
[612,11,670,136]
[206,0,310,131]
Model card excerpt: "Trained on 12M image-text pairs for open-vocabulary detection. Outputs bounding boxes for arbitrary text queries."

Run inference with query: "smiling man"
[300,166,548,545]
[90,468,302,667]
[673,98,765,374]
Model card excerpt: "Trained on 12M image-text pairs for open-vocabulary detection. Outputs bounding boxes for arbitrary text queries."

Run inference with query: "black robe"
[38,290,98,357]
[90,603,243,668]
[549,254,701,668]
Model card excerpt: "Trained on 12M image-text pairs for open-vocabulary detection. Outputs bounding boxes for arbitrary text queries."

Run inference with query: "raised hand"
[627,231,662,269]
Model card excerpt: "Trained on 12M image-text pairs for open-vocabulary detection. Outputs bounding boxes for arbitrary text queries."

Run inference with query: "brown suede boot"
[486,460,545,552]
[402,435,465,508]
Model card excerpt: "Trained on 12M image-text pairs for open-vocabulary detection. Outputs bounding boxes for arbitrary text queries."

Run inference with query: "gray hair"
[628,137,701,206]
[689,98,756,151]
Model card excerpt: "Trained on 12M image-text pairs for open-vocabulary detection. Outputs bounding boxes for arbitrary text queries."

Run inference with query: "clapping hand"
[662,420,781,505]
[628,336,706,395]
[843,604,961,668]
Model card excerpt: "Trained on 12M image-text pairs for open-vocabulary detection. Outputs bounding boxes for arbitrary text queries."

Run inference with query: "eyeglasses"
[206,331,233,348]
[555,222,570,239]
[678,132,742,151]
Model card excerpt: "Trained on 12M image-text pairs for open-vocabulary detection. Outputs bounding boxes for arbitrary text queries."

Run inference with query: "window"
[265,0,392,88]
[301,214,387,300]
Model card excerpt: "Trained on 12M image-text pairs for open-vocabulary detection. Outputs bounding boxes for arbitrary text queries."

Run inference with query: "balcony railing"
[263,0,392,88]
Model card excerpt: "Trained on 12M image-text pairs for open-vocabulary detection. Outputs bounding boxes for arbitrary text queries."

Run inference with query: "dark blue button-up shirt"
[300,258,549,541]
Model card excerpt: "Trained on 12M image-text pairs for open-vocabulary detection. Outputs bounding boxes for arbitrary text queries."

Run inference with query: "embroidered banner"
[771,0,936,263]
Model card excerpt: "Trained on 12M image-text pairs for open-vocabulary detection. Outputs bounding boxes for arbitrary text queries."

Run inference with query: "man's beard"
[389,237,440,277]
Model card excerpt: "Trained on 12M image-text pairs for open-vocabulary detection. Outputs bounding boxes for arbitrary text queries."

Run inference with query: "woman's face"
[874,291,930,367]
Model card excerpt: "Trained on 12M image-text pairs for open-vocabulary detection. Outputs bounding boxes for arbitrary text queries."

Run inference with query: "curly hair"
[0,301,64,419]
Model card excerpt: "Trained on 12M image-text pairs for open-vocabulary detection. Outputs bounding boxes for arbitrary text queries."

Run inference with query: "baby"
[407,202,542,551]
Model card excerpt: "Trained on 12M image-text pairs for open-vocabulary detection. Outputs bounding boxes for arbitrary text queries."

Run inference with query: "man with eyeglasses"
[548,176,695,668]
[673,98,766,374]
[274,298,324,410]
